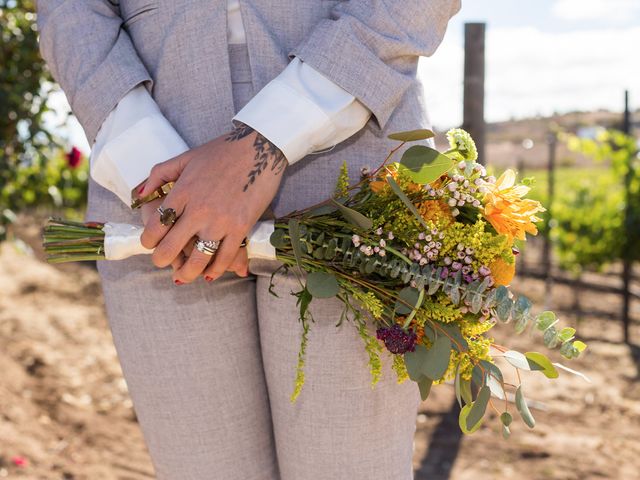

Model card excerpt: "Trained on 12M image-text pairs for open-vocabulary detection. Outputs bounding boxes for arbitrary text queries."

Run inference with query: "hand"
[139,121,286,284]
[135,184,250,279]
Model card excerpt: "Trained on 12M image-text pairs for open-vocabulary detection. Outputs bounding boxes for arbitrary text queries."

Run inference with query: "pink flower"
[66,146,83,169]
[11,455,28,467]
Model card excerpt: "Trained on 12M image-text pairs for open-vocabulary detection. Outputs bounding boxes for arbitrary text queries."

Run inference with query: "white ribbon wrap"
[101,220,277,261]
[103,223,154,260]
[246,220,276,260]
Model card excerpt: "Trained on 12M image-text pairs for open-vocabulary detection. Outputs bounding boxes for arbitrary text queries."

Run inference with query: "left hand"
[139,121,287,284]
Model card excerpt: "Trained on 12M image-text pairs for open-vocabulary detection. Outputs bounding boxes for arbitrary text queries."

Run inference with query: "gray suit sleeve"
[37,1,153,144]
[288,0,461,131]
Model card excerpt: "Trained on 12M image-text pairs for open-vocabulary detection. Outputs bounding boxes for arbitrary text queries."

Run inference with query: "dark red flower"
[66,146,83,169]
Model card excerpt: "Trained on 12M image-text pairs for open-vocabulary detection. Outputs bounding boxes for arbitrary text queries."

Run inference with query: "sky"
[420,0,640,128]
[58,0,640,151]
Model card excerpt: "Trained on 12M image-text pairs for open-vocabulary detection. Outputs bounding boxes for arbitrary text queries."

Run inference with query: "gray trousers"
[91,44,420,480]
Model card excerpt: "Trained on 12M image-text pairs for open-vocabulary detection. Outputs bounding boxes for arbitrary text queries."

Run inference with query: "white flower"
[446,128,478,161]
[375,227,383,235]
[379,239,386,248]
[379,249,386,257]
[352,234,361,246]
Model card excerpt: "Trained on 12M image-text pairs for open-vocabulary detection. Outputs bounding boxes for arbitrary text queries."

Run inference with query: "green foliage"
[0,1,87,240]
[529,130,639,272]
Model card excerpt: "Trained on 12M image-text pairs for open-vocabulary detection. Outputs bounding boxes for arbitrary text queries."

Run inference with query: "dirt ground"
[1,220,639,480]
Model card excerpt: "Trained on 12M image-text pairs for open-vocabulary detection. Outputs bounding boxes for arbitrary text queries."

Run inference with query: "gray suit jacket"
[37,0,460,217]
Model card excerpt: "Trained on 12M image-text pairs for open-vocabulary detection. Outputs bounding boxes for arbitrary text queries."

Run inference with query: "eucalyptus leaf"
[330,199,373,230]
[486,373,505,400]
[543,326,559,348]
[460,376,473,405]
[503,350,531,370]
[500,411,513,427]
[454,365,463,407]
[535,311,557,331]
[395,286,422,315]
[404,345,429,382]
[557,327,576,342]
[387,176,429,229]
[418,377,433,401]
[459,403,483,435]
[515,386,536,428]
[305,272,340,298]
[387,129,435,142]
[437,322,468,351]
[422,336,452,380]
[466,386,491,431]
[288,219,303,269]
[269,228,287,248]
[525,352,559,379]
[480,360,504,383]
[472,364,485,388]
[398,145,454,184]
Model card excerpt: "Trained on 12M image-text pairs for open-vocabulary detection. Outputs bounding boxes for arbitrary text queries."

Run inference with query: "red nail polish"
[137,183,146,195]
[174,279,183,285]
[205,276,213,282]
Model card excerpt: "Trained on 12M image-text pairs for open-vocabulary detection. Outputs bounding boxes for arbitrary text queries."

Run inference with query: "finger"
[140,194,186,250]
[171,251,187,272]
[203,233,245,282]
[226,247,249,278]
[174,238,221,284]
[139,154,189,197]
[150,212,195,268]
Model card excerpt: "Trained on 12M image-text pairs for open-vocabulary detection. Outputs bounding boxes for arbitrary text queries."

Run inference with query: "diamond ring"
[195,238,221,256]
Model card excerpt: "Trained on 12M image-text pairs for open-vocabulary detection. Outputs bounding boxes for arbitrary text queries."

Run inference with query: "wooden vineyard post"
[542,132,557,311]
[463,23,486,165]
[621,90,633,343]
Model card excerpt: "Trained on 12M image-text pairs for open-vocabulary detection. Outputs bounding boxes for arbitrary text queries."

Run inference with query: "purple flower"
[376,325,417,354]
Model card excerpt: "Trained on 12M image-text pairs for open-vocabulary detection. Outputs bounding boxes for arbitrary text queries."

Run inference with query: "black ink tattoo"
[226,120,287,191]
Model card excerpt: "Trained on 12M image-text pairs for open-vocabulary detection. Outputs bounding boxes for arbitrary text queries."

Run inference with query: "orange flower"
[489,257,516,286]
[418,199,454,226]
[483,170,545,241]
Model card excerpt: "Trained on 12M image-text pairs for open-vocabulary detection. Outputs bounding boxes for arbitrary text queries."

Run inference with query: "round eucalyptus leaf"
[398,145,454,185]
[404,345,429,382]
[422,336,451,380]
[500,411,513,427]
[535,311,557,331]
[525,352,559,379]
[395,286,421,315]
[305,272,340,298]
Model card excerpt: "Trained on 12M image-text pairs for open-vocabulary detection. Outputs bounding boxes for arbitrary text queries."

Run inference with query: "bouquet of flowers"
[43,128,587,437]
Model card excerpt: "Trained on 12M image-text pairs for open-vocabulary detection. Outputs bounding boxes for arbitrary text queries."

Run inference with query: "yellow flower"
[483,169,545,241]
[489,257,516,286]
[418,199,454,226]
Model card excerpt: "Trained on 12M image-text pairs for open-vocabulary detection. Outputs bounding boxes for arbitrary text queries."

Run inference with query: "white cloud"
[419,26,640,128]
[552,0,640,23]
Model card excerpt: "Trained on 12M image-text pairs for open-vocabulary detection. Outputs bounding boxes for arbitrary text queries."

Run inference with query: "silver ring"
[195,238,221,256]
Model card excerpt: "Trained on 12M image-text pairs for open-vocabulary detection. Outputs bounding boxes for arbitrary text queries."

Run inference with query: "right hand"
[138,190,249,281]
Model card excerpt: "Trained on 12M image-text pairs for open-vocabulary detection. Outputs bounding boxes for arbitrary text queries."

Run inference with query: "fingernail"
[138,183,146,195]
[174,279,183,285]
[205,276,213,282]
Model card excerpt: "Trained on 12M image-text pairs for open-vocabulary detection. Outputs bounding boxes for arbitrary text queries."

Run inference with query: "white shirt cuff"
[90,85,188,206]
[232,57,371,165]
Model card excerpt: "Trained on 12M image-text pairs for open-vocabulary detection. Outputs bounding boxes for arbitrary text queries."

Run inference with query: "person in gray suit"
[37,1,461,478]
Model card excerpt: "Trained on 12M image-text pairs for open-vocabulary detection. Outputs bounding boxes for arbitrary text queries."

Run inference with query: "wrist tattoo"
[226,120,287,192]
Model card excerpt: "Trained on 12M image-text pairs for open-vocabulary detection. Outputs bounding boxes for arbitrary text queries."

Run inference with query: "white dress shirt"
[91,0,371,206]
